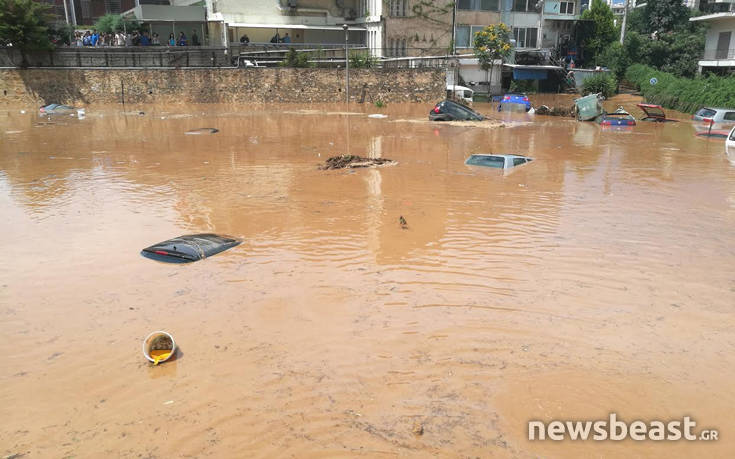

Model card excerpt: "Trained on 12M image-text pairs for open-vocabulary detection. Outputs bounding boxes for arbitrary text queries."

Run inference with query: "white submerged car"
[726,126,735,166]
[465,154,533,169]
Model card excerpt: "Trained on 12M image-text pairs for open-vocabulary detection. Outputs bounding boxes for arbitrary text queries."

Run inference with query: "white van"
[446,85,474,104]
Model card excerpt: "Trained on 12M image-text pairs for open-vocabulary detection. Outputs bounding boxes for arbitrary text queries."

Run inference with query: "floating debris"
[399,215,408,229]
[142,331,176,365]
[534,105,573,117]
[185,128,219,135]
[319,155,396,170]
[368,114,388,119]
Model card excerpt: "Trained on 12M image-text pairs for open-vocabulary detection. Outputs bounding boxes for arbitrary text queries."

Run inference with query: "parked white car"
[446,85,474,104]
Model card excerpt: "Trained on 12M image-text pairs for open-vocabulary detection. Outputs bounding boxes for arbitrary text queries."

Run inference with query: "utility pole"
[620,0,629,45]
[343,24,349,104]
[68,0,77,26]
[538,0,545,50]
[451,0,456,56]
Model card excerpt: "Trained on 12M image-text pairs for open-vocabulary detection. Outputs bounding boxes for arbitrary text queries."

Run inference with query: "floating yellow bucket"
[142,331,176,365]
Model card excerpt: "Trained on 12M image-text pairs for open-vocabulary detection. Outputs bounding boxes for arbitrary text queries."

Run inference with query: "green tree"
[644,0,690,33]
[472,23,512,93]
[94,13,142,34]
[580,0,617,63]
[472,23,512,71]
[0,0,53,67]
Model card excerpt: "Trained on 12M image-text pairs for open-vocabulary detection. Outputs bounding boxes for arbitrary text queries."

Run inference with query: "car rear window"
[724,112,735,121]
[466,155,506,168]
[697,108,717,118]
[448,103,483,120]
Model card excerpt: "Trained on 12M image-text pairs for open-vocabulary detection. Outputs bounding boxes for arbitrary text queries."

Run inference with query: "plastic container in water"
[142,331,176,365]
[77,108,86,119]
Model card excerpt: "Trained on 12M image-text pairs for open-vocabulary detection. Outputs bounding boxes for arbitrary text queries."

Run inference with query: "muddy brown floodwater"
[1,97,734,458]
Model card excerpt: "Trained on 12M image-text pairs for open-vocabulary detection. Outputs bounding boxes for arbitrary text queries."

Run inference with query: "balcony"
[703,47,735,59]
[698,46,735,70]
[543,0,580,19]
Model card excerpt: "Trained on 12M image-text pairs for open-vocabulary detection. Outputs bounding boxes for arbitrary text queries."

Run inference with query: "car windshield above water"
[465,154,533,169]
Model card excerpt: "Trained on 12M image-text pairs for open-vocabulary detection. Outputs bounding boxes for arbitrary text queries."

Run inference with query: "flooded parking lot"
[1,99,734,458]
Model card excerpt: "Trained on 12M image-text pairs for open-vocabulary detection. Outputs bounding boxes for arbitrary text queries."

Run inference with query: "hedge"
[625,64,735,113]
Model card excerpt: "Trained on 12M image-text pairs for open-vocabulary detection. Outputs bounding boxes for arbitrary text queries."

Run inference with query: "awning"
[227,23,366,31]
[122,5,206,22]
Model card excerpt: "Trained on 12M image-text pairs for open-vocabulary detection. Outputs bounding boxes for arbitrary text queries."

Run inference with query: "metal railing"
[0,45,454,69]
[702,47,735,60]
[0,46,229,68]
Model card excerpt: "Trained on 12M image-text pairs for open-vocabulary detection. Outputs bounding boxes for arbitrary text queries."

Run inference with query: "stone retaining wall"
[0,68,444,106]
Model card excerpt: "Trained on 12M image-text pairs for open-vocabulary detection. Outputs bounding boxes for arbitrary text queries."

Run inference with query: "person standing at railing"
[282,33,291,43]
[191,30,200,46]
[240,34,250,45]
[168,33,176,47]
[152,33,160,46]
[178,32,188,46]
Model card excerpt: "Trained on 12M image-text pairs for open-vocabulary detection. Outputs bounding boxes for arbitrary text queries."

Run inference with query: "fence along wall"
[0,47,231,68]
[0,68,444,106]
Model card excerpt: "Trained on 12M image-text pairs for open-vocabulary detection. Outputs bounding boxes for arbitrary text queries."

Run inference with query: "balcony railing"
[702,47,735,60]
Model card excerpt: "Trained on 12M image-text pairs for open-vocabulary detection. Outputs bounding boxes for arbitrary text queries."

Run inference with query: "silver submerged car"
[465,154,533,169]
[691,107,735,124]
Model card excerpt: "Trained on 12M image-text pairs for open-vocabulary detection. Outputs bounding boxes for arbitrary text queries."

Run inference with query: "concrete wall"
[0,67,444,106]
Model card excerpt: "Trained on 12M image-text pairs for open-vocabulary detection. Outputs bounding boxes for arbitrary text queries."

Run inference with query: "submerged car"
[39,104,75,114]
[465,154,533,169]
[429,99,485,121]
[691,107,735,124]
[600,107,636,126]
[141,234,241,263]
[727,126,735,165]
[498,93,531,112]
[637,104,678,122]
[695,126,731,139]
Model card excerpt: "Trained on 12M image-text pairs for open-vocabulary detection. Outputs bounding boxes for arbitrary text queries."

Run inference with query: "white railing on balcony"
[702,47,735,60]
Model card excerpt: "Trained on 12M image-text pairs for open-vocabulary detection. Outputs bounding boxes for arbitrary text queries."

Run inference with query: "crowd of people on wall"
[72,29,202,47]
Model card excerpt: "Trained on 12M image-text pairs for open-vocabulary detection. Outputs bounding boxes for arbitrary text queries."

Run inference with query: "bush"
[582,73,617,98]
[279,48,312,68]
[625,64,735,113]
[349,52,378,68]
[509,80,536,94]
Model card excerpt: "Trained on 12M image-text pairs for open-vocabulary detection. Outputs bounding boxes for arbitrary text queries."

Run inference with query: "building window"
[390,0,407,16]
[512,0,532,12]
[513,27,538,48]
[456,25,489,48]
[458,0,500,10]
[560,1,575,14]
